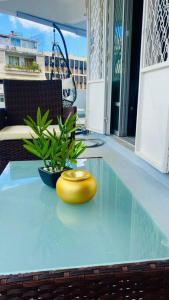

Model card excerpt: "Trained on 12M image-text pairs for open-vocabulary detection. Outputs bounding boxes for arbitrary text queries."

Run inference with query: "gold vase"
[56,169,97,204]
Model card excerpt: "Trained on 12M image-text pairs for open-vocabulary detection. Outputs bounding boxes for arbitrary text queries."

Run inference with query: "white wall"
[136,63,169,173]
[36,54,45,72]
[0,49,5,79]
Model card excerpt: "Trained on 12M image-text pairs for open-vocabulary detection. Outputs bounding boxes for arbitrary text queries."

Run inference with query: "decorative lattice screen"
[88,0,104,80]
[144,0,169,67]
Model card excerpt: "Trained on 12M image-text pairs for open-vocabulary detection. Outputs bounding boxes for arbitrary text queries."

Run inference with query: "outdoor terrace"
[0,0,169,298]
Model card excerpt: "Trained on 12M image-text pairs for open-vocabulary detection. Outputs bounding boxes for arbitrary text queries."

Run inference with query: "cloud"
[8,15,79,38]
[8,15,17,29]
[61,30,79,38]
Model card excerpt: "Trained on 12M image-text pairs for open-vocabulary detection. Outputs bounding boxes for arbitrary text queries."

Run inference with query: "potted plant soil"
[23,107,86,188]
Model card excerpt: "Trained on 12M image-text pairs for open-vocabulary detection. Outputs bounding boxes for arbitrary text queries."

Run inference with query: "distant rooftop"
[0,31,38,50]
[0,31,37,43]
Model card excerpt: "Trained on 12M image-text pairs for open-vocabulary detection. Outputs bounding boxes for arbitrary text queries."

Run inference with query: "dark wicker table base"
[0,261,169,299]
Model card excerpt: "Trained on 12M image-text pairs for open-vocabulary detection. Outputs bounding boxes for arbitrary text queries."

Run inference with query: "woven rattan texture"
[3,80,62,125]
[62,106,77,121]
[0,109,6,130]
[0,160,8,174]
[0,107,76,174]
[0,261,169,299]
[0,140,37,174]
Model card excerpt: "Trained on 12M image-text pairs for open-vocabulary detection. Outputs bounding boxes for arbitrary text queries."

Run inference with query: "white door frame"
[105,0,133,136]
[86,0,108,134]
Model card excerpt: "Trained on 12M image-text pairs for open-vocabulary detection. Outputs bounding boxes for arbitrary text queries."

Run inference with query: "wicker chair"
[0,79,76,174]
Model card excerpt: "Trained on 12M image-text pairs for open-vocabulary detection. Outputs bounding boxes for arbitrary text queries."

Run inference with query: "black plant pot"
[38,168,62,188]
[38,167,71,188]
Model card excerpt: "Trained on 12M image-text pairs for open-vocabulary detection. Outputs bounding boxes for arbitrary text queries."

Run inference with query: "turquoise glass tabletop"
[0,159,169,275]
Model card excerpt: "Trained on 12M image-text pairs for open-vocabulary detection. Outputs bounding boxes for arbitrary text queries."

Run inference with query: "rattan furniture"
[0,158,169,299]
[0,79,76,174]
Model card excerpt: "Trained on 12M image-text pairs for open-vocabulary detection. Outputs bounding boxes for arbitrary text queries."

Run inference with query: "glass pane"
[111,105,119,131]
[69,59,74,68]
[24,58,35,67]
[111,0,124,132]
[22,40,36,49]
[11,37,21,47]
[9,56,19,66]
[45,56,49,66]
[75,60,78,69]
[0,159,169,274]
[55,57,59,68]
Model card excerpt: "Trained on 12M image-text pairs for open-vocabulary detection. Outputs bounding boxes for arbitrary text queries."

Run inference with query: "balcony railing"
[5,63,41,73]
[5,45,37,54]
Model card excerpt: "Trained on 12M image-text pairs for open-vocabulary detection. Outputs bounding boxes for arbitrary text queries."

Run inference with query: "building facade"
[0,32,45,83]
[0,33,87,110]
[44,52,87,90]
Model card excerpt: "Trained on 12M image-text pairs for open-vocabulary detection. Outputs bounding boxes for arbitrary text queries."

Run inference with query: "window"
[24,58,35,67]
[50,57,53,67]
[79,61,83,75]
[55,57,59,68]
[79,76,83,89]
[11,37,21,47]
[8,56,19,66]
[69,59,74,68]
[84,61,87,70]
[0,96,4,102]
[79,61,83,70]
[84,76,87,89]
[22,40,37,49]
[60,59,65,68]
[75,60,78,69]
[45,56,49,66]
[79,76,83,84]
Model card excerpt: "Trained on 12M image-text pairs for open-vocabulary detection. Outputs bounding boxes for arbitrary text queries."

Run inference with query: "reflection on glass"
[112,0,123,101]
[0,159,169,275]
[111,0,124,131]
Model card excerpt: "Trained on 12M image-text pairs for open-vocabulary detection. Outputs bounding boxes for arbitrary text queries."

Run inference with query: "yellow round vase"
[56,169,97,204]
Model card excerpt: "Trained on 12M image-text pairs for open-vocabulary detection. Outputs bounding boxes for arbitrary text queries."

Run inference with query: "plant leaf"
[23,144,42,158]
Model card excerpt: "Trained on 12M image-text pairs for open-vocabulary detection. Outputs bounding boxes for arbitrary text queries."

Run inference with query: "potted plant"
[23,107,86,187]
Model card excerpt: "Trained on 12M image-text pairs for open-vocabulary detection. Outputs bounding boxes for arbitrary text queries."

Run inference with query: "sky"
[0,12,87,57]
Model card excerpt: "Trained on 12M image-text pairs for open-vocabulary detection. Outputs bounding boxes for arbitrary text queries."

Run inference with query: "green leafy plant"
[5,63,41,72]
[23,107,86,172]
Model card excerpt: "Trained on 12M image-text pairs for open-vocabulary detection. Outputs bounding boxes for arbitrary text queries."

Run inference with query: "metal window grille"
[144,0,169,67]
[88,0,104,80]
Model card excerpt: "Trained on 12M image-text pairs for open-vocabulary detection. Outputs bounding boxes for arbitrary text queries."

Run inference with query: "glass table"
[0,159,169,299]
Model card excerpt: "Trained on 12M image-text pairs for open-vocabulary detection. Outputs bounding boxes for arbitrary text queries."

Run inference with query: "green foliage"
[23,107,86,172]
[5,63,41,72]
